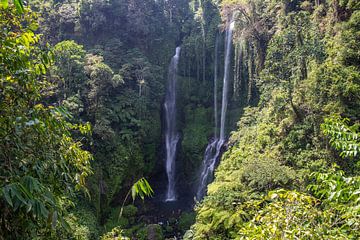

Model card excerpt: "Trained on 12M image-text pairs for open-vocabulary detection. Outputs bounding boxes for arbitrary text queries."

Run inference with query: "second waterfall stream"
[196,19,235,200]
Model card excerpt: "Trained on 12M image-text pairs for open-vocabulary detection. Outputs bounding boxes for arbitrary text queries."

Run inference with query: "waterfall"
[196,138,224,199]
[196,19,234,200]
[220,20,234,141]
[164,47,181,202]
[214,34,219,139]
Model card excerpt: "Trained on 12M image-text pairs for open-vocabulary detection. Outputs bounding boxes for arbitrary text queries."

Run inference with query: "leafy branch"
[118,178,153,220]
[0,0,24,13]
[321,116,359,159]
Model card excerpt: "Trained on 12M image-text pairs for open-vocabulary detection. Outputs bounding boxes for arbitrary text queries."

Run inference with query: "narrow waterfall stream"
[214,34,219,139]
[196,20,234,200]
[164,47,181,202]
[219,20,234,141]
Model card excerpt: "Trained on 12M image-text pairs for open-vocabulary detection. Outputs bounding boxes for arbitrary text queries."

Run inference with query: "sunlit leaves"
[0,0,23,13]
[131,177,153,201]
[321,116,360,159]
[308,166,360,204]
[237,190,323,239]
[0,6,92,238]
[191,2,360,239]
[307,167,360,236]
[1,0,9,9]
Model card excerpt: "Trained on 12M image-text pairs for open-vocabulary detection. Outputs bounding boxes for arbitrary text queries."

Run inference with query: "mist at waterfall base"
[196,20,235,200]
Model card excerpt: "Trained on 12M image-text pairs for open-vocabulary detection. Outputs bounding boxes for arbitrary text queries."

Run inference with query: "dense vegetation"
[187,0,360,239]
[1,0,359,239]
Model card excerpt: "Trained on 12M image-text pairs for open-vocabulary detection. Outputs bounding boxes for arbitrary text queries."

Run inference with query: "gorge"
[1,0,360,240]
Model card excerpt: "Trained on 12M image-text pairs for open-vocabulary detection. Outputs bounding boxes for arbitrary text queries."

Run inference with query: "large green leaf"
[1,0,9,9]
[0,0,24,13]
[13,0,24,13]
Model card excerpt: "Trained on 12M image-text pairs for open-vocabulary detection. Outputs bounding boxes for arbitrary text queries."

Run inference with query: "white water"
[196,20,234,200]
[220,21,234,141]
[214,34,219,139]
[164,47,181,202]
[196,139,224,199]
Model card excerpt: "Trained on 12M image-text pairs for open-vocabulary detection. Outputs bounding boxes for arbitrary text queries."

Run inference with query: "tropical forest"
[0,0,359,239]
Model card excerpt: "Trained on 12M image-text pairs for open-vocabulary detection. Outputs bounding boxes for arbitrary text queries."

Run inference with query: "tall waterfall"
[220,20,234,141]
[196,20,234,200]
[214,34,219,139]
[164,47,181,202]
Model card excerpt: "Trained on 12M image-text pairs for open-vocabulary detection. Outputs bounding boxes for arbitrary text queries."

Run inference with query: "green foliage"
[241,157,296,191]
[119,178,153,219]
[130,178,154,201]
[0,0,23,13]
[179,212,196,232]
[195,183,360,239]
[309,166,360,204]
[340,10,360,66]
[190,1,360,239]
[0,6,92,239]
[103,206,132,233]
[236,189,352,240]
[301,59,360,117]
[60,205,99,240]
[50,35,162,222]
[100,227,130,240]
[181,105,213,178]
[102,178,152,239]
[52,40,86,101]
[4,0,357,239]
[322,116,360,159]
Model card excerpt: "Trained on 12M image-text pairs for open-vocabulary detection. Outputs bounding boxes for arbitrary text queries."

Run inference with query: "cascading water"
[196,19,234,200]
[196,138,224,199]
[214,34,219,139]
[219,20,234,141]
[164,47,181,202]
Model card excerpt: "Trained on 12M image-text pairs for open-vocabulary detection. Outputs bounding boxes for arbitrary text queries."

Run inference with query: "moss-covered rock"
[146,224,164,240]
